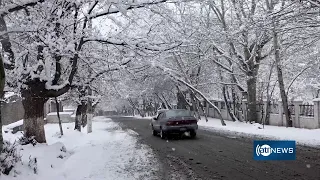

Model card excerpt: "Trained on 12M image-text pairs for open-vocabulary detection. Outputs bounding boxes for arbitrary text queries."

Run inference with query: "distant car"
[151,109,198,139]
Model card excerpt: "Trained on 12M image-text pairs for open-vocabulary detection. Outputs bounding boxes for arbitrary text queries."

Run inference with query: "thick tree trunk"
[247,76,258,123]
[87,105,93,133]
[74,104,82,131]
[81,101,87,127]
[0,101,3,152]
[55,97,63,136]
[0,56,5,152]
[87,87,93,133]
[0,104,2,151]
[22,97,47,143]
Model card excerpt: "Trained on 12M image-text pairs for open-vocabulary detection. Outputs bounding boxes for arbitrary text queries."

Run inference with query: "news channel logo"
[253,140,296,160]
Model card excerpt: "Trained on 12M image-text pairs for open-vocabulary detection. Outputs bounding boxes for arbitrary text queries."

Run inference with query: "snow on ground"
[131,115,154,119]
[3,120,23,130]
[2,116,159,180]
[198,117,320,147]
[47,112,74,115]
[4,92,15,99]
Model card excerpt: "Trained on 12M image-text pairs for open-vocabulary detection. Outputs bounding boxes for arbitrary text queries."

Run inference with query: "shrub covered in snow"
[28,156,37,174]
[0,141,21,175]
[18,136,37,146]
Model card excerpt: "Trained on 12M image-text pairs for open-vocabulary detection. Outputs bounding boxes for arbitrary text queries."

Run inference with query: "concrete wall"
[221,109,229,120]
[266,113,319,129]
[299,116,318,129]
[2,97,67,126]
[208,108,215,118]
[269,114,281,126]
[202,99,320,129]
[47,99,64,113]
[1,101,24,125]
[45,112,73,123]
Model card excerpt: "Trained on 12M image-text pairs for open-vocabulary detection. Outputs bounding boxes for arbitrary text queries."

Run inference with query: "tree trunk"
[231,86,238,120]
[199,102,208,122]
[173,77,226,126]
[219,67,238,122]
[74,104,82,131]
[176,88,188,110]
[264,63,276,125]
[265,100,271,126]
[161,94,171,109]
[190,91,199,119]
[223,85,238,122]
[0,56,5,152]
[0,101,3,152]
[55,97,63,136]
[81,101,87,127]
[22,96,47,143]
[247,76,257,123]
[87,87,93,133]
[273,27,292,127]
[128,98,142,116]
[87,104,93,133]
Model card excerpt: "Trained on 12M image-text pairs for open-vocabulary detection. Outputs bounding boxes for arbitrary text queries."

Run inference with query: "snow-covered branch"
[88,0,170,19]
[286,65,312,95]
[0,0,44,16]
[154,64,226,125]
[84,38,182,52]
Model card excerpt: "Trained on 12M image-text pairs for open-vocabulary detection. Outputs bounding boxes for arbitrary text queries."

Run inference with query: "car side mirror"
[153,117,157,120]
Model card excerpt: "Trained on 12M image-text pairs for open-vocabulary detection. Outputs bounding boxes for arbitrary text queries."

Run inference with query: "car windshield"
[166,110,192,118]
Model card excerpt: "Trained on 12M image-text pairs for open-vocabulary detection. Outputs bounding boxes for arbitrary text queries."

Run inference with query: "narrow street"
[111,116,320,180]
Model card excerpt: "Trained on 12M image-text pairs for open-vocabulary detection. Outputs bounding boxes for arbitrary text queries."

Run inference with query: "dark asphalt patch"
[110,116,320,180]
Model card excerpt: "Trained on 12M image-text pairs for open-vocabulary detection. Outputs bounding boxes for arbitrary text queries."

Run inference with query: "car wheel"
[190,131,196,139]
[152,126,157,136]
[160,129,167,139]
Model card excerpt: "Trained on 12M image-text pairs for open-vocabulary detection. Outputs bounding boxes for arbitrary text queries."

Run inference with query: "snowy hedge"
[0,141,21,176]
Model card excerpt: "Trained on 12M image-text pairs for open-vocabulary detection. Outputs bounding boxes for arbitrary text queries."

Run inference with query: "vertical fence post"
[313,99,320,128]
[242,99,247,122]
[293,101,302,128]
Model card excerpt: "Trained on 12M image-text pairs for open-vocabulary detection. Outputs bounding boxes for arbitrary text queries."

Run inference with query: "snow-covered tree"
[1,0,178,142]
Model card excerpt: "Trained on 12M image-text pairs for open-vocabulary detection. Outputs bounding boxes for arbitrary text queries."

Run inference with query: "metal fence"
[282,104,295,115]
[221,102,226,109]
[299,104,314,117]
